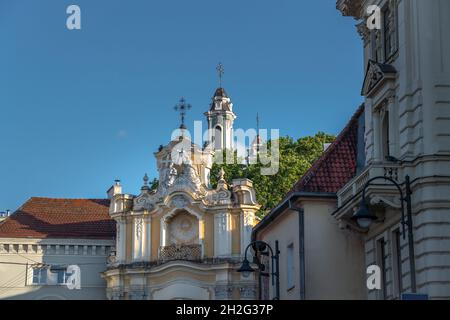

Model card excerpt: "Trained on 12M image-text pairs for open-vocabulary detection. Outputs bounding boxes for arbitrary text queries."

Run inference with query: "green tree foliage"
[150,178,159,191]
[210,132,335,218]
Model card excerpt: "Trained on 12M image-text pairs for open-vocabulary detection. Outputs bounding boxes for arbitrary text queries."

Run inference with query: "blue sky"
[0,0,363,211]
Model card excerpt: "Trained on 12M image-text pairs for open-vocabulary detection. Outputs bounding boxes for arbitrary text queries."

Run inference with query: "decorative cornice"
[361,60,397,97]
[336,0,363,18]
[356,20,371,46]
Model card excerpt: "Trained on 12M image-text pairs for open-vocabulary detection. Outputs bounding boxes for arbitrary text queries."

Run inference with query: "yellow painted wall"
[125,221,133,262]
[231,213,241,255]
[151,217,160,260]
[203,213,214,257]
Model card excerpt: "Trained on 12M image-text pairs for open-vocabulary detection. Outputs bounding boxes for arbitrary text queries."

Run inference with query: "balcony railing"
[337,163,402,207]
[159,244,202,262]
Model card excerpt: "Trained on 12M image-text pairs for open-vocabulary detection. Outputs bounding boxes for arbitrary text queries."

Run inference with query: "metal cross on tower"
[256,113,261,153]
[216,63,224,88]
[256,113,260,135]
[174,97,191,129]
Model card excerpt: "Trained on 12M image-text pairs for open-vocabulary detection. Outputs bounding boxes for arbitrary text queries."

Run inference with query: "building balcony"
[159,244,202,262]
[335,162,403,220]
[105,253,242,271]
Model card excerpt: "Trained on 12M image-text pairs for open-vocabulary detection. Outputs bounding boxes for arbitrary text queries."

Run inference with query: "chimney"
[323,143,332,151]
[6,209,10,216]
[107,180,122,199]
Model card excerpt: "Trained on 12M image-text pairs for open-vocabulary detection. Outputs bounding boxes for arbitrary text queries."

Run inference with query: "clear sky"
[0,0,363,211]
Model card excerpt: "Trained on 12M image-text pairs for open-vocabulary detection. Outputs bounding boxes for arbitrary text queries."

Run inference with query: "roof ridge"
[30,197,109,201]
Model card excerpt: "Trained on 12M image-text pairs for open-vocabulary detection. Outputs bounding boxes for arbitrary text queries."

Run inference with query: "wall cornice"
[336,0,363,18]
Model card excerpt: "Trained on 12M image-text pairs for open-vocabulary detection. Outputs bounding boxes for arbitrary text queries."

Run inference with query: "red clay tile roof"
[0,198,115,240]
[291,104,364,194]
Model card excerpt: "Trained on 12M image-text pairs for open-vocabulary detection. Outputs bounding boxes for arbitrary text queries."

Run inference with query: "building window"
[214,126,223,150]
[286,243,295,290]
[32,266,72,286]
[32,268,48,285]
[392,229,403,298]
[376,238,388,299]
[370,2,398,63]
[381,109,390,159]
[54,268,70,284]
[383,6,393,61]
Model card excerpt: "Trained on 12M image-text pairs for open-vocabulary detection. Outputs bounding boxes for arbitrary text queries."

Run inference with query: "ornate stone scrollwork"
[383,166,399,181]
[157,162,178,197]
[134,192,155,211]
[159,244,202,261]
[370,195,401,209]
[170,195,189,208]
[239,285,257,300]
[356,20,370,47]
[206,189,232,206]
[204,171,232,205]
[157,161,206,201]
[135,217,143,238]
[362,60,397,97]
[173,164,203,190]
[107,250,117,266]
[215,285,233,300]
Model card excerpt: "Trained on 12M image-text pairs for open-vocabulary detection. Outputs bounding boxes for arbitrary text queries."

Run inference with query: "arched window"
[381,110,390,158]
[214,125,223,150]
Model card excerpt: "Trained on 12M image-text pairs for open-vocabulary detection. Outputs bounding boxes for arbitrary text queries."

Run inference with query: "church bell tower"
[204,63,236,151]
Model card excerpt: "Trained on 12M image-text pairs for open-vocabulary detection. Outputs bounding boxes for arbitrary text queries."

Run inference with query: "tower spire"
[205,63,236,151]
[256,113,260,135]
[216,63,224,88]
[174,97,191,129]
[256,113,260,152]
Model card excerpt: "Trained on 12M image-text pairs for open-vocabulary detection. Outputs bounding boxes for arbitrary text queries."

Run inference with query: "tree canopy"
[150,132,335,218]
[210,132,335,217]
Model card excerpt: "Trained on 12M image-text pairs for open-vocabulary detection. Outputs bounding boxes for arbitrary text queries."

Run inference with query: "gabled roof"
[290,104,364,194]
[0,197,115,239]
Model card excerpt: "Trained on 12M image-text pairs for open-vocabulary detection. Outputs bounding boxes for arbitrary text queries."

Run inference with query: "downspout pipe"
[288,200,306,301]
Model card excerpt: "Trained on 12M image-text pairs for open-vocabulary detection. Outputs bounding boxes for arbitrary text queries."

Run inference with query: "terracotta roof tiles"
[291,104,364,194]
[0,197,115,239]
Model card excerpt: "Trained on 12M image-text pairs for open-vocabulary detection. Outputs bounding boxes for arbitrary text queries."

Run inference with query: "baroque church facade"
[0,87,259,300]
[102,87,260,300]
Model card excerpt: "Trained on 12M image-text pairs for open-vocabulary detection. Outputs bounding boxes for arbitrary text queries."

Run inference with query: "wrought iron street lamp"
[237,240,280,300]
[352,175,417,293]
